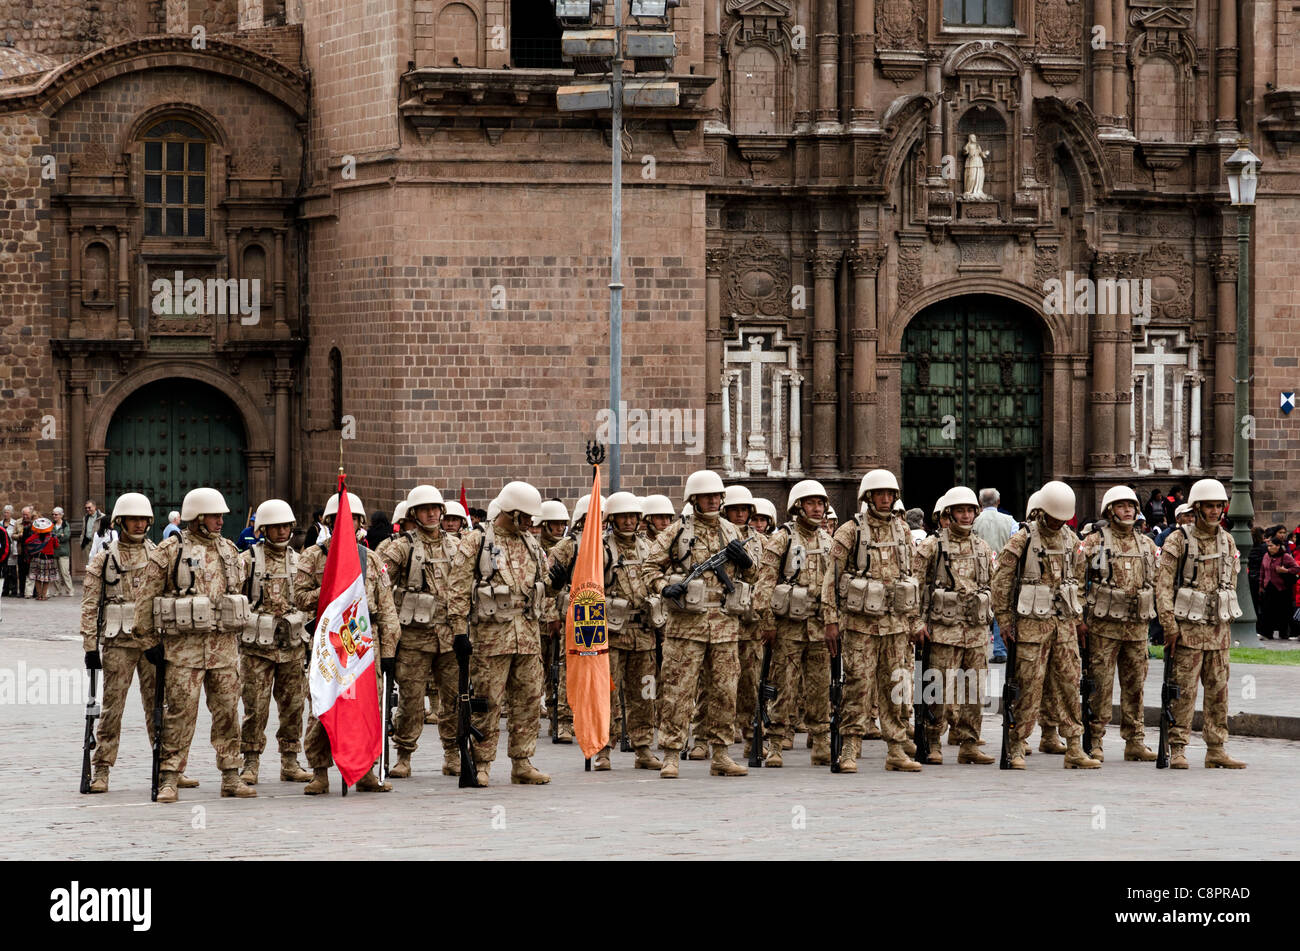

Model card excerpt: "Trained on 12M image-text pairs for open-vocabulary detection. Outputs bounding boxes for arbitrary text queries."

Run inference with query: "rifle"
[748,642,776,768]
[1156,643,1179,769]
[828,652,844,772]
[913,640,936,764]
[1080,640,1096,755]
[80,580,107,794]
[663,542,752,610]
[380,669,396,781]
[548,626,561,743]
[454,632,489,788]
[998,637,1020,769]
[617,686,632,752]
[150,647,165,801]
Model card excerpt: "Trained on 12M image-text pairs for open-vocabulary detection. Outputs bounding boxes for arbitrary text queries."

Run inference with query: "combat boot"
[1039,727,1067,754]
[303,768,330,795]
[810,734,831,766]
[1063,737,1101,769]
[687,743,709,760]
[556,723,575,744]
[442,748,460,776]
[475,763,491,787]
[781,735,794,750]
[924,744,943,765]
[885,743,923,772]
[764,747,783,768]
[1090,739,1104,762]
[356,768,392,792]
[1204,746,1246,769]
[239,753,259,786]
[593,746,612,771]
[660,753,679,779]
[511,758,551,784]
[1008,740,1026,769]
[709,745,748,776]
[280,753,313,782]
[220,768,258,798]
[177,774,200,788]
[957,742,994,765]
[836,736,860,773]
[388,750,412,778]
[88,766,109,793]
[1124,739,1157,762]
[424,708,438,724]
[155,770,179,803]
[634,747,662,770]
[1169,745,1188,769]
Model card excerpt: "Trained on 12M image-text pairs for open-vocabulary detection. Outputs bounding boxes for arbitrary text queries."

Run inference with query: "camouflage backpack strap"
[669,515,692,569]
[1177,525,1198,587]
[407,531,428,593]
[250,542,266,609]
[852,514,870,574]
[936,530,957,591]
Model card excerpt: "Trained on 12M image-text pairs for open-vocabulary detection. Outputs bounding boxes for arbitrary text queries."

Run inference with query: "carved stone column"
[1215,0,1238,137]
[116,228,131,339]
[809,247,840,475]
[850,0,875,128]
[1111,3,1128,132]
[69,225,84,337]
[815,0,841,130]
[86,449,109,515]
[1113,252,1140,467]
[273,228,288,336]
[1092,0,1114,129]
[706,248,727,471]
[849,245,884,470]
[69,360,89,536]
[1089,251,1120,468]
[703,0,725,130]
[926,51,943,180]
[273,362,292,499]
[1210,253,1238,467]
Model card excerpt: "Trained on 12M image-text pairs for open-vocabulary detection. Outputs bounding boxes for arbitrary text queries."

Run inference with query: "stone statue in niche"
[961,134,992,201]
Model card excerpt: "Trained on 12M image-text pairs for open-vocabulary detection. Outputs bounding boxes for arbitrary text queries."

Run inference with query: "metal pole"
[608,2,624,493]
[1229,206,1256,641]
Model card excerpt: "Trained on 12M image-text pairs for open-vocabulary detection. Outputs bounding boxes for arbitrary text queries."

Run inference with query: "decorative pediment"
[726,0,792,16]
[725,0,793,45]
[1130,6,1191,31]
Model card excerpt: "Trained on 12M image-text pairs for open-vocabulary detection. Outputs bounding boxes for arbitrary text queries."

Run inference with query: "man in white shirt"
[972,488,1018,662]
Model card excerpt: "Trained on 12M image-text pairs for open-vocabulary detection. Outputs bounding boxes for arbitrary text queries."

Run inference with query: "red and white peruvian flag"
[308,472,381,787]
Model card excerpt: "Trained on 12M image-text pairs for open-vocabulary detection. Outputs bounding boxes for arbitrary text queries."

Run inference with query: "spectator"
[973,487,1018,663]
[1161,486,1185,526]
[18,506,34,597]
[1144,489,1167,529]
[79,499,104,558]
[904,507,926,544]
[1259,535,1298,640]
[50,506,72,597]
[237,513,257,551]
[304,509,327,548]
[1248,525,1270,628]
[1156,503,1195,547]
[26,517,58,601]
[1,505,18,598]
[162,510,182,540]
[366,510,392,551]
[88,517,117,562]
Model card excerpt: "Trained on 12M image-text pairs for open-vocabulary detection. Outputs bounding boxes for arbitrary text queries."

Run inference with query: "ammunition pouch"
[279,610,311,645]
[892,578,920,615]
[219,593,251,631]
[1057,583,1083,619]
[170,595,214,633]
[398,590,444,628]
[1136,588,1157,621]
[665,573,707,615]
[837,574,880,616]
[1216,587,1243,623]
[1173,587,1208,624]
[102,600,137,638]
[969,591,994,626]
[1088,583,1137,622]
[723,581,756,622]
[1016,584,1055,619]
[772,583,815,621]
[473,583,502,622]
[153,596,177,634]
[645,594,668,630]
[606,597,632,633]
[240,613,276,647]
[929,589,961,626]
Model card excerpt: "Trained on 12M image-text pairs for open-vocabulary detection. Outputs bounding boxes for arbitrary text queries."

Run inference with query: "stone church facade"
[1,0,1298,555]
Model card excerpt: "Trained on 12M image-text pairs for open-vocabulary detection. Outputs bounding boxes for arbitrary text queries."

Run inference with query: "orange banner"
[564,467,612,760]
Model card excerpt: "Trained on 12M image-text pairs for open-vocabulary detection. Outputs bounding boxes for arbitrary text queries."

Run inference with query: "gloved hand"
[662,582,687,603]
[724,539,753,569]
[380,657,396,677]
[549,559,572,590]
[84,650,102,671]
[144,645,164,666]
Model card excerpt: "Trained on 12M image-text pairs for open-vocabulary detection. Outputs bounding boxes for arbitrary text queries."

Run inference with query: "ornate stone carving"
[1139,243,1193,321]
[706,248,728,274]
[1209,254,1238,284]
[849,246,887,276]
[1033,241,1061,290]
[807,248,842,279]
[877,0,923,51]
[1036,0,1082,55]
[724,237,791,316]
[897,239,922,303]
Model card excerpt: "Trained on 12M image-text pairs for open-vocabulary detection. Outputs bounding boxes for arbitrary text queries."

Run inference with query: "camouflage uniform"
[447,521,548,772]
[752,517,836,755]
[730,526,768,744]
[825,507,924,763]
[543,531,578,737]
[603,529,660,750]
[916,525,995,749]
[1155,523,1240,755]
[1076,522,1159,751]
[292,538,400,770]
[133,528,246,775]
[237,542,308,759]
[83,536,159,771]
[645,513,759,756]
[990,519,1085,747]
[378,525,461,767]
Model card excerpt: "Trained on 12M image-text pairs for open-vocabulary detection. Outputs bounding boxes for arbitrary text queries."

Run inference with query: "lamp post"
[1224,140,1261,643]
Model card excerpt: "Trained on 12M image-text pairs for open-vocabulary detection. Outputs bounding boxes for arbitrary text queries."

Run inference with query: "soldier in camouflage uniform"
[544,495,602,744]
[644,471,759,778]
[82,493,173,793]
[237,499,313,785]
[377,485,462,779]
[292,492,402,794]
[641,495,676,541]
[534,499,570,733]
[718,485,767,752]
[1075,485,1160,762]
[447,481,551,786]
[592,492,663,770]
[1154,478,1247,769]
[991,481,1099,769]
[824,471,924,772]
[134,487,256,802]
[752,480,836,767]
[915,487,996,765]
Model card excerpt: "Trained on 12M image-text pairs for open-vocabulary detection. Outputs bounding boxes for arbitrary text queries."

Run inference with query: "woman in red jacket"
[1259,535,1299,640]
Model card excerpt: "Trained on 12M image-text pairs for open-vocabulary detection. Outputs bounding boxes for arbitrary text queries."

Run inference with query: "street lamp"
[1224,140,1261,643]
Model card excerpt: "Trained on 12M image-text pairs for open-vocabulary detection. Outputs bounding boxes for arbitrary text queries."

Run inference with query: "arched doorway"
[105,379,248,541]
[900,295,1043,520]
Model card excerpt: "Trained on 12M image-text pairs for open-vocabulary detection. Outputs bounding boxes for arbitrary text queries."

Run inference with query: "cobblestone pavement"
[2,596,1295,860]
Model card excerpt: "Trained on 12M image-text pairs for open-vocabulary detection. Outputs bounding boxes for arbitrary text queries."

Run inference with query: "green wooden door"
[105,379,247,542]
[901,296,1042,520]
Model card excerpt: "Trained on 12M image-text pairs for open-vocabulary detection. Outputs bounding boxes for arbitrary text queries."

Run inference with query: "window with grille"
[943,0,1013,27]
[142,119,207,238]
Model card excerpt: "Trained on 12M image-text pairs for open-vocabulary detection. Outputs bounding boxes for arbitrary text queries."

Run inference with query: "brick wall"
[213,23,303,70]
[0,0,141,58]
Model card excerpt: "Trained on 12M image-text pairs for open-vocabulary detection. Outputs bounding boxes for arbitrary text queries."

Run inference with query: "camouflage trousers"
[924,644,986,746]
[840,631,911,743]
[768,635,831,743]
[734,639,764,741]
[1088,634,1149,744]
[1169,646,1230,748]
[239,650,307,755]
[1038,669,1061,730]
[471,652,545,764]
[160,663,241,773]
[304,664,381,769]
[394,645,458,755]
[1012,629,1083,742]
[608,646,657,749]
[93,645,158,769]
[658,638,740,751]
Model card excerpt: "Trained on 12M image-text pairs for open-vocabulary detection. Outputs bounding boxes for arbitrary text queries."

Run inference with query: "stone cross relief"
[961,134,992,201]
